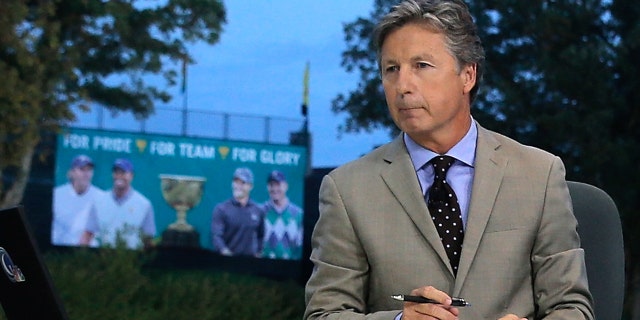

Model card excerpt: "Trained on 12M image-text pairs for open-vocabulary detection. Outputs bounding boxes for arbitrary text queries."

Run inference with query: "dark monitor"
[0,205,68,320]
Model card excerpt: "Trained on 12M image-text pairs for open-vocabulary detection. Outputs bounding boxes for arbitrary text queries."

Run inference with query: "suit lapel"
[380,136,452,270]
[454,125,508,293]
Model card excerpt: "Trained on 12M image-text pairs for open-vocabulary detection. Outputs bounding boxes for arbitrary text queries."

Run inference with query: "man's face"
[267,180,288,202]
[112,168,133,192]
[380,22,476,148]
[231,178,253,201]
[69,165,94,192]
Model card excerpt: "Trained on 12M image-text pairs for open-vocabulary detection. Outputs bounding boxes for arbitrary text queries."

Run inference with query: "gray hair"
[374,0,485,103]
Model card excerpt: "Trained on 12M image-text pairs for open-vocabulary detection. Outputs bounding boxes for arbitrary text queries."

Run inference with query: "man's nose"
[396,68,414,96]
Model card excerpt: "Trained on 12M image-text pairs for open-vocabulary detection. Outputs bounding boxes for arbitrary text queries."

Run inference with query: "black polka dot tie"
[427,155,464,276]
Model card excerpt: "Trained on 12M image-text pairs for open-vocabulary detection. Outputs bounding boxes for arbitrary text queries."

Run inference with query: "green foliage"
[335,0,640,316]
[332,0,397,136]
[0,0,226,207]
[1,248,305,320]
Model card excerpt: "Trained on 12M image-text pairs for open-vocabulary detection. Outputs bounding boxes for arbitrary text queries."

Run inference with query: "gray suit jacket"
[304,124,594,319]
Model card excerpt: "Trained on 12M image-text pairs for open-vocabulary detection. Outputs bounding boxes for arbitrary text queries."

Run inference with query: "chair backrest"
[567,181,624,320]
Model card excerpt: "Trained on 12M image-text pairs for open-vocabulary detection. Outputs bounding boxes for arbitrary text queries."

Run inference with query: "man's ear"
[462,63,477,94]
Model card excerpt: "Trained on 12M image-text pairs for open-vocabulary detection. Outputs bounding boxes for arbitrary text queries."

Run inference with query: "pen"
[391,294,471,307]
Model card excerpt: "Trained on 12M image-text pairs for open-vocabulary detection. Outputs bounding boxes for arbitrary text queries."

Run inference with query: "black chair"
[567,181,625,320]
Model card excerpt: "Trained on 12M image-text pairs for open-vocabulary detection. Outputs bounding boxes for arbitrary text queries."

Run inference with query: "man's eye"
[416,62,431,68]
[384,65,399,73]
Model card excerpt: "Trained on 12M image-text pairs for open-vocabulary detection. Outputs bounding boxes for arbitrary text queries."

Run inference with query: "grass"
[1,247,305,320]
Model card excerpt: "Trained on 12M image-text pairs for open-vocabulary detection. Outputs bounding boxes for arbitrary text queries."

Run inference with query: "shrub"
[1,248,305,320]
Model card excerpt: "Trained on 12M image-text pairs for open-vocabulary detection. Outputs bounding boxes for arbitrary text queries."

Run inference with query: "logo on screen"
[0,247,26,283]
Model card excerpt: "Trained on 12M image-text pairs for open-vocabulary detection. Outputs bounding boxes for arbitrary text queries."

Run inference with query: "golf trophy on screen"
[159,174,206,247]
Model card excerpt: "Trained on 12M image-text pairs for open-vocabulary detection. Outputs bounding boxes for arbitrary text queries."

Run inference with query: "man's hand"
[401,286,460,320]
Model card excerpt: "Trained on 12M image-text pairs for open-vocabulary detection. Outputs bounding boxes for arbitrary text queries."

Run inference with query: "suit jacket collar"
[381,135,455,277]
[455,123,507,293]
[379,123,508,291]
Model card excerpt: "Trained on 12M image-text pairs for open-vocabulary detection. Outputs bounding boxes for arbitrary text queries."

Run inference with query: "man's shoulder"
[247,199,266,213]
[128,189,152,207]
[478,126,561,171]
[483,128,557,159]
[213,198,235,211]
[91,190,113,208]
[87,185,105,196]
[53,183,72,194]
[328,138,399,178]
[288,202,303,213]
[261,200,273,211]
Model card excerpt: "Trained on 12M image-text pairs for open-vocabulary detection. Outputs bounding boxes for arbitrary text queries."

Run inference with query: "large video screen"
[51,127,307,261]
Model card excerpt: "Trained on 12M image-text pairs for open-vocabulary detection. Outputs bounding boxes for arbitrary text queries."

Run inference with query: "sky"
[73,0,392,168]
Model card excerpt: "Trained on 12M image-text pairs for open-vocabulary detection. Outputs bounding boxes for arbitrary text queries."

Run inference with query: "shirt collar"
[111,188,132,205]
[405,118,477,171]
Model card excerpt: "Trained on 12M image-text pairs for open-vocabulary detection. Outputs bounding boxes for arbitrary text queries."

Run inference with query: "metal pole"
[265,116,271,143]
[96,105,102,129]
[181,56,188,136]
[181,86,188,136]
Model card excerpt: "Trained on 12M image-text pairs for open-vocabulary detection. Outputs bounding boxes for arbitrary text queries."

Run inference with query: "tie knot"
[430,155,455,180]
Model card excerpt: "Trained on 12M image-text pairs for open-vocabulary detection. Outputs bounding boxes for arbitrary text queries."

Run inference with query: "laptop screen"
[0,205,68,320]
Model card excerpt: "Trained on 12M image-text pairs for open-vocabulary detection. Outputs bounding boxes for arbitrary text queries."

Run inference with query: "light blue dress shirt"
[395,119,477,320]
[404,119,477,230]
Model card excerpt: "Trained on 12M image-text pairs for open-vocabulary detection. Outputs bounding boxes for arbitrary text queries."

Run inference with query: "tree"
[0,0,226,207]
[334,0,640,316]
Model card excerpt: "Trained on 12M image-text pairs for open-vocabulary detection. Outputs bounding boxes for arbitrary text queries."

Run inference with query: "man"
[262,170,304,260]
[304,1,594,319]
[81,158,156,250]
[51,154,103,247]
[210,167,265,257]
